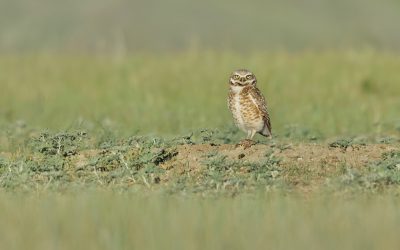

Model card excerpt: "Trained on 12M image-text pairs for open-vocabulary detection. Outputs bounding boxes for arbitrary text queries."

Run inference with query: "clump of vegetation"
[338,151,400,191]
[30,131,88,156]
[197,149,283,194]
[178,127,242,145]
[367,151,400,187]
[376,136,399,144]
[328,136,368,150]
[329,138,354,149]
[0,157,8,175]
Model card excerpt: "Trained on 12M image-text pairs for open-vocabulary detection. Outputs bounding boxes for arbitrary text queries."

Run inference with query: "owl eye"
[233,75,240,80]
[246,75,253,80]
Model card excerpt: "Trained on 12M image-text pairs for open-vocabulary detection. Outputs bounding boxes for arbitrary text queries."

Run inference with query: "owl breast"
[228,86,265,133]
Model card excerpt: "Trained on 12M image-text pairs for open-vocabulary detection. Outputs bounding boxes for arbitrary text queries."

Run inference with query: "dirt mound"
[158,143,398,185]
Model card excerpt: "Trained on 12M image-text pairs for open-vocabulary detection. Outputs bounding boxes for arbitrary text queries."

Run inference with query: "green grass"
[1,192,400,250]
[1,50,400,141]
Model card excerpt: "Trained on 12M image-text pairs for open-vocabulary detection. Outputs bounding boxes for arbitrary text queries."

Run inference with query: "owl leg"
[246,130,252,139]
[249,130,257,140]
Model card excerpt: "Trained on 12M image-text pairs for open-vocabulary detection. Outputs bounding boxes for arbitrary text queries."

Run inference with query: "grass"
[0,50,400,250]
[1,50,400,143]
[1,192,400,250]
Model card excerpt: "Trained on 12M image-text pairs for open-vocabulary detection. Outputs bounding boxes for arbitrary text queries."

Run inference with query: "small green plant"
[329,138,353,149]
[376,136,399,144]
[30,131,87,156]
[0,157,8,175]
[368,151,400,186]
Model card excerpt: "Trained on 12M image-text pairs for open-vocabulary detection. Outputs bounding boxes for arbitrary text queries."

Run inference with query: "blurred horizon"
[1,0,400,54]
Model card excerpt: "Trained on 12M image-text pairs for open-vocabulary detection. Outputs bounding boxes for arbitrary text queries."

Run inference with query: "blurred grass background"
[1,51,399,137]
[1,0,400,137]
[1,192,400,250]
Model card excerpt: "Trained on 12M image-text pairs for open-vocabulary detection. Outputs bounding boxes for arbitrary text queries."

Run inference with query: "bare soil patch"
[158,143,398,186]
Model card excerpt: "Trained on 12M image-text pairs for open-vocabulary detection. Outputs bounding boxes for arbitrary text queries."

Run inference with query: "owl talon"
[236,139,255,149]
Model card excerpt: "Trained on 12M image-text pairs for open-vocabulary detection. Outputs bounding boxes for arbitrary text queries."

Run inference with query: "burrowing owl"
[227,69,271,141]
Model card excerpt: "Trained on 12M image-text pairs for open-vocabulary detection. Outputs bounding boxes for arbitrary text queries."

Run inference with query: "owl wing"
[249,86,272,136]
[227,90,234,111]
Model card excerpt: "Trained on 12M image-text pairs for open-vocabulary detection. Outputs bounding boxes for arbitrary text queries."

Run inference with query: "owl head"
[229,69,257,86]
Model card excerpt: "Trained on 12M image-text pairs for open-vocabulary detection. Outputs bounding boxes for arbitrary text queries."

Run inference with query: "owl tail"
[260,125,272,138]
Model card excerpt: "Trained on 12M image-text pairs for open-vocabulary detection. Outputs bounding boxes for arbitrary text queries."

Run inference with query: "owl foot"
[236,139,255,149]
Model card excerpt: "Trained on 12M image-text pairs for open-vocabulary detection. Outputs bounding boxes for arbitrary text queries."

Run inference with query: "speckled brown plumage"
[227,69,271,140]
